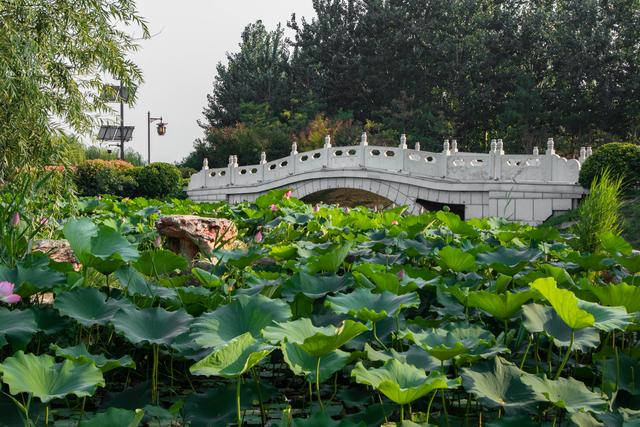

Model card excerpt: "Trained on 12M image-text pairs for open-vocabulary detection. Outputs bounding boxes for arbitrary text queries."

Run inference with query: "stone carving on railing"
[189,134,591,191]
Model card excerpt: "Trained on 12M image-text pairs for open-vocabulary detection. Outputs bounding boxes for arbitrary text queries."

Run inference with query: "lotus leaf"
[531,277,594,329]
[54,287,125,327]
[51,343,136,373]
[521,375,606,413]
[0,351,105,403]
[305,242,352,274]
[586,282,640,313]
[192,294,291,348]
[134,249,188,277]
[190,332,274,378]
[79,408,144,427]
[0,307,37,349]
[352,359,461,405]
[577,300,632,331]
[112,306,192,347]
[477,247,542,275]
[600,232,633,256]
[522,304,600,351]
[325,288,420,322]
[461,357,539,409]
[282,342,350,382]
[467,289,535,320]
[598,353,640,395]
[282,272,351,300]
[437,246,477,272]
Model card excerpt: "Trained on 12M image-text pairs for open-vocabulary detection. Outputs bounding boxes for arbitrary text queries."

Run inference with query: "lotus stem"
[441,389,450,427]
[520,335,533,370]
[45,405,49,426]
[316,356,324,409]
[426,390,437,424]
[400,404,404,421]
[554,330,574,379]
[236,376,242,426]
[378,392,388,424]
[372,322,388,350]
[152,344,160,405]
[251,368,266,426]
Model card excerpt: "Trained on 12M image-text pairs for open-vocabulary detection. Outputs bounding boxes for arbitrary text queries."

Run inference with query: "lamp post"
[147,111,167,164]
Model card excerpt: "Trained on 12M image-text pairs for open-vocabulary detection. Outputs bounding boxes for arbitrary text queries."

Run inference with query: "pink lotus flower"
[39,217,48,226]
[154,235,162,248]
[396,269,405,280]
[391,220,399,225]
[10,212,20,227]
[255,227,263,243]
[0,282,21,304]
[284,190,292,200]
[343,207,350,214]
[270,204,278,212]
[313,204,320,213]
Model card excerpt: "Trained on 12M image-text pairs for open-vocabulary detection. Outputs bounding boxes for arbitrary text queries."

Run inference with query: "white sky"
[104,0,316,164]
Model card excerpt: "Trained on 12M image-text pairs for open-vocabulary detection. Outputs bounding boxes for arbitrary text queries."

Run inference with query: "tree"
[201,21,292,127]
[0,0,148,182]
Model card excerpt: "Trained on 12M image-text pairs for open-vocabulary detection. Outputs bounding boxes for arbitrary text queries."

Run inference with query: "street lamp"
[147,111,167,164]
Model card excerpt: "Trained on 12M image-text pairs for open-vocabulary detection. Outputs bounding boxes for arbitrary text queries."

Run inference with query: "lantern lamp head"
[156,121,167,136]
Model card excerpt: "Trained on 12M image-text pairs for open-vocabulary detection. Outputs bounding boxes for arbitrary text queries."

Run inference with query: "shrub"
[579,142,640,191]
[574,169,623,253]
[75,160,135,196]
[179,167,197,179]
[134,163,182,198]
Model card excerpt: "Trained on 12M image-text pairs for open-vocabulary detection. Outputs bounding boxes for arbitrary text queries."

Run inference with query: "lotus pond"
[1,189,639,426]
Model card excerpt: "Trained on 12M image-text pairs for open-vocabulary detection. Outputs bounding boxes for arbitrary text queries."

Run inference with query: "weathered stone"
[33,239,81,271]
[156,215,237,260]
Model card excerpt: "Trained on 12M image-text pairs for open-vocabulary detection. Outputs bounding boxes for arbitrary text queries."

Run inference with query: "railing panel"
[447,153,492,181]
[296,149,325,173]
[404,150,441,177]
[263,157,294,182]
[364,147,403,171]
[235,165,262,186]
[328,147,361,169]
[500,155,544,182]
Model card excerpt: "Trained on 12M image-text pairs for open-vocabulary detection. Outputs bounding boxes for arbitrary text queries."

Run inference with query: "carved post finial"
[260,151,267,164]
[414,141,421,151]
[579,147,586,163]
[497,139,504,155]
[324,135,332,148]
[443,139,451,155]
[360,132,368,146]
[533,146,539,156]
[202,158,209,170]
[451,139,458,153]
[547,138,555,155]
[490,139,497,153]
[291,141,298,155]
[586,147,593,157]
[233,155,238,167]
[400,134,407,149]
[228,155,234,167]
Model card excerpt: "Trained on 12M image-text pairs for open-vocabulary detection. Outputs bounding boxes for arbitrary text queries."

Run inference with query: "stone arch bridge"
[188,134,590,224]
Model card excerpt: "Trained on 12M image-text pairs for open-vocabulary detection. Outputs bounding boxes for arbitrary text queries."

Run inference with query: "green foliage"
[132,163,182,198]
[0,0,148,182]
[574,170,624,253]
[579,143,640,191]
[0,190,639,424]
[74,160,137,197]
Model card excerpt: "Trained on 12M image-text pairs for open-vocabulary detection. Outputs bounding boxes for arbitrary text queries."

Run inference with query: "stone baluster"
[490,139,497,153]
[414,142,421,151]
[228,155,235,185]
[291,141,298,155]
[579,147,587,163]
[497,139,504,155]
[451,139,458,153]
[360,132,367,168]
[440,139,450,178]
[291,142,298,175]
[259,152,266,182]
[546,138,555,155]
[533,146,539,156]
[324,135,331,168]
[202,158,209,170]
[399,134,408,149]
[586,146,593,158]
[360,132,368,146]
[443,139,451,156]
[233,155,239,167]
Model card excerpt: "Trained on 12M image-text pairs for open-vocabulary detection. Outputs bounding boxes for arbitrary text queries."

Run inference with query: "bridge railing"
[188,134,589,191]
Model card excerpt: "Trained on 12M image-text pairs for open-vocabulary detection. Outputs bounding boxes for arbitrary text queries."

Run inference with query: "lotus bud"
[255,227,263,243]
[391,220,399,226]
[270,204,278,212]
[10,212,19,227]
[154,235,162,248]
